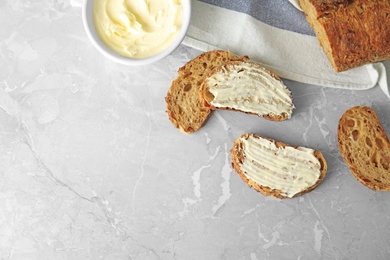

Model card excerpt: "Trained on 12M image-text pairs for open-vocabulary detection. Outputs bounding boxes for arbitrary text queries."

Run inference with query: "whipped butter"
[93,0,182,58]
[240,135,321,198]
[206,62,294,118]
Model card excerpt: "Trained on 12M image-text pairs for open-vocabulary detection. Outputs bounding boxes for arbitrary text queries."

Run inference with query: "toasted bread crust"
[231,133,327,199]
[200,60,293,121]
[299,0,390,72]
[165,50,248,133]
[338,106,390,191]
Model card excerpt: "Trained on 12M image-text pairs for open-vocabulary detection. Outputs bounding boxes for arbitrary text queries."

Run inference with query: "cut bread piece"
[299,0,390,72]
[165,50,249,133]
[201,60,294,121]
[231,133,327,199]
[338,106,390,191]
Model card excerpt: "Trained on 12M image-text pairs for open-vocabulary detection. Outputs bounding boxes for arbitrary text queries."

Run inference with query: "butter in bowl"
[82,0,191,66]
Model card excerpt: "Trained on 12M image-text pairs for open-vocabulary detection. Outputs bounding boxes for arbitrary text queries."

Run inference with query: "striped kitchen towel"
[183,0,390,98]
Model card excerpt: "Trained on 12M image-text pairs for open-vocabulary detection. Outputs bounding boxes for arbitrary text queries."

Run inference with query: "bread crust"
[165,50,248,133]
[338,106,390,191]
[299,0,390,72]
[200,60,293,121]
[231,133,327,199]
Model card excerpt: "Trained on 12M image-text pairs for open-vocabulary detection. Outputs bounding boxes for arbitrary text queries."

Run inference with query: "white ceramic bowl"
[82,0,191,66]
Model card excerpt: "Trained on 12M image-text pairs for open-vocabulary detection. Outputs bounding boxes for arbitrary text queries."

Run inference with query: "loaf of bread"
[200,60,294,121]
[338,106,390,191]
[299,0,390,72]
[231,133,327,198]
[165,50,248,133]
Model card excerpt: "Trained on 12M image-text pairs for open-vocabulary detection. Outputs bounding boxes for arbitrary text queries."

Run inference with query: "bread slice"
[299,0,390,72]
[231,133,327,199]
[338,106,390,191]
[200,60,294,121]
[165,50,249,133]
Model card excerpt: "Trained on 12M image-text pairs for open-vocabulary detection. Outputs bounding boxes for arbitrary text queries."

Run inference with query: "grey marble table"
[0,1,389,260]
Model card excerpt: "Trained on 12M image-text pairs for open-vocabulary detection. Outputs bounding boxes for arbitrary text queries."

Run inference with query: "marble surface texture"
[1,1,390,259]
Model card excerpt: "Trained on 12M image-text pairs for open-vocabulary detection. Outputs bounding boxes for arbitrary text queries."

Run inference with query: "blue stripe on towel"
[198,0,315,36]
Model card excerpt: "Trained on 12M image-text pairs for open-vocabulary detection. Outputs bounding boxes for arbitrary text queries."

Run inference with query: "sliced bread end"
[338,106,390,191]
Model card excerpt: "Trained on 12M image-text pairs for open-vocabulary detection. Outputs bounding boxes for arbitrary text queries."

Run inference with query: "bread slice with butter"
[200,60,294,121]
[165,50,249,134]
[231,133,327,199]
[338,106,390,191]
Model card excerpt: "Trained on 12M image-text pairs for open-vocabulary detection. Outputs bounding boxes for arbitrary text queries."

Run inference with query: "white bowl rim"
[82,0,191,66]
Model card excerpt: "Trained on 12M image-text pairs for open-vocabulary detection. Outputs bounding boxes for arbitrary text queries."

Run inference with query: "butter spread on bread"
[231,133,327,198]
[201,61,294,121]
